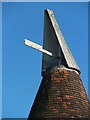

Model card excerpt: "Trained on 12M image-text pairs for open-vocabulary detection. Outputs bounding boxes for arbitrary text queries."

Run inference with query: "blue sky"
[2,2,88,118]
[0,2,2,120]
[1,0,90,2]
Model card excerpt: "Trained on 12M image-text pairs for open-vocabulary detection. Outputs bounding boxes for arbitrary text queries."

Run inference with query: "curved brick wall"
[28,68,89,119]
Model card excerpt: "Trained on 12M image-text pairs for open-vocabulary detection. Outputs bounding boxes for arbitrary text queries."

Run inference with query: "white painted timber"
[24,39,52,56]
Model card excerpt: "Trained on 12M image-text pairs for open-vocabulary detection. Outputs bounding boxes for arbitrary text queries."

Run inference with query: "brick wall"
[28,68,90,119]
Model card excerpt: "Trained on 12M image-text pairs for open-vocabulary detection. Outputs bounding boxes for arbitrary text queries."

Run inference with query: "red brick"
[28,68,90,119]
[71,109,78,112]
[56,97,62,102]
[65,95,74,99]
[63,102,68,108]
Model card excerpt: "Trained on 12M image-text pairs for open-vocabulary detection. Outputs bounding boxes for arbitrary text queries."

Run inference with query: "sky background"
[0,2,2,120]
[1,0,90,2]
[2,2,88,118]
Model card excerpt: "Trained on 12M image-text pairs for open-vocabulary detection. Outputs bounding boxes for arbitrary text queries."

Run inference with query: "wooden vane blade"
[24,39,52,56]
[42,9,80,74]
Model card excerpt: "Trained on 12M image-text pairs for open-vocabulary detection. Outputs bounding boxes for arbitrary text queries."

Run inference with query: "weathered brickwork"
[28,68,90,119]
